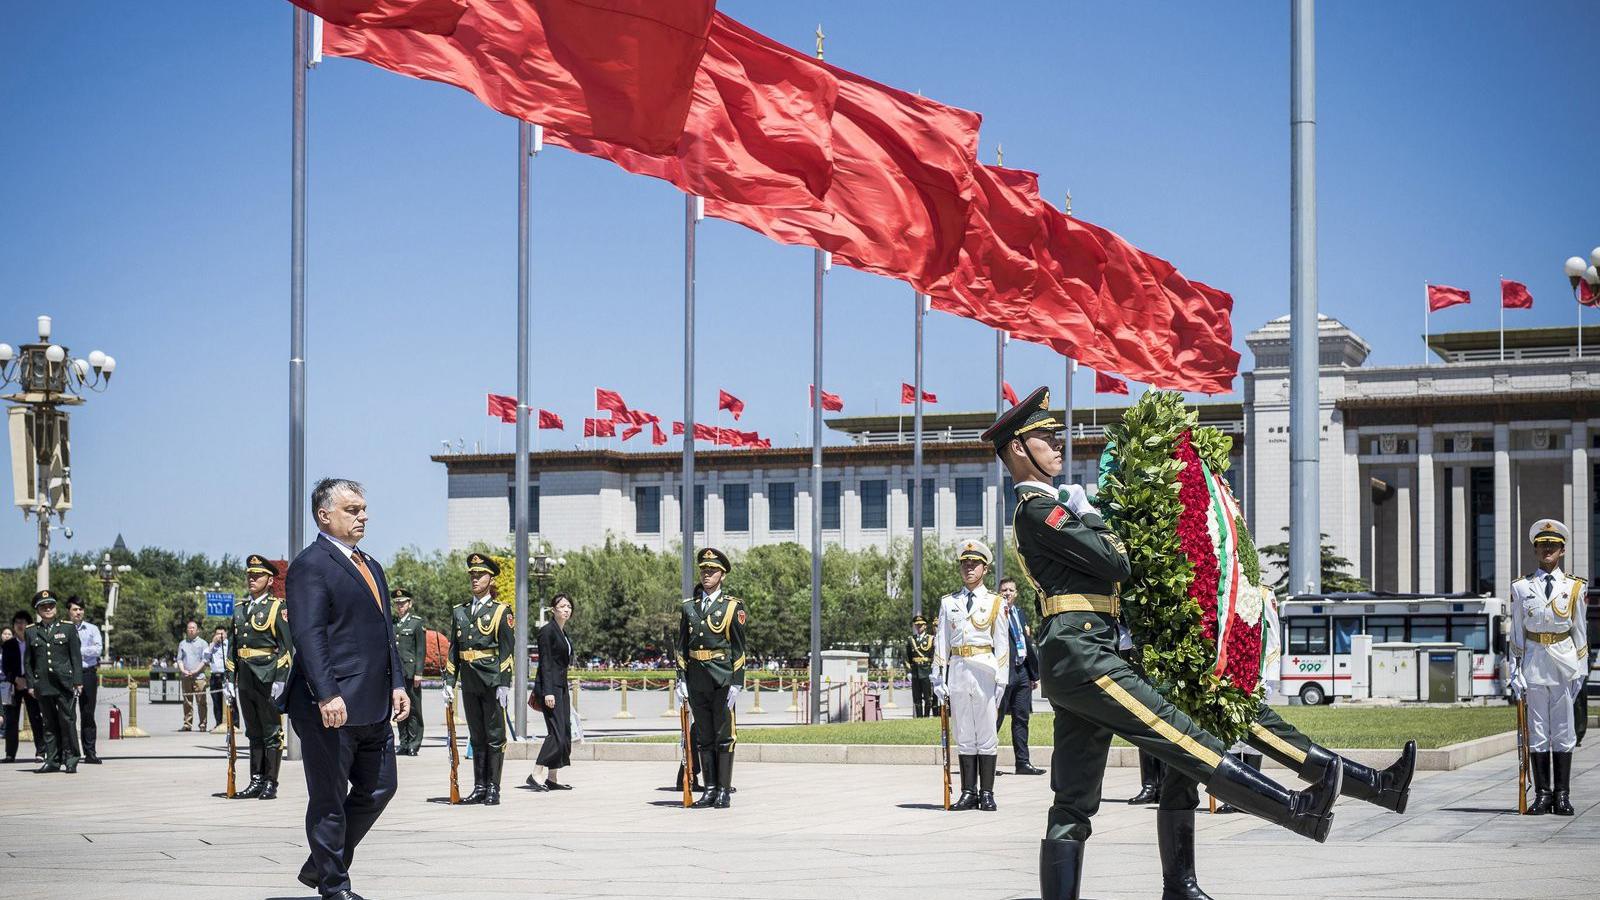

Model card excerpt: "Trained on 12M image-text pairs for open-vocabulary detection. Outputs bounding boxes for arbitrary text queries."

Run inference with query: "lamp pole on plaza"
[83,552,131,663]
[516,544,564,734]
[1,315,117,591]
[1562,248,1600,358]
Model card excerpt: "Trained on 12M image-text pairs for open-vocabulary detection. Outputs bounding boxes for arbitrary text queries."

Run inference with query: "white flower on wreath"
[1235,583,1265,627]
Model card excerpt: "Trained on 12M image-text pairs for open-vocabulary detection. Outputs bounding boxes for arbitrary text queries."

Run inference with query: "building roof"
[1425,325,1600,362]
[825,402,1244,441]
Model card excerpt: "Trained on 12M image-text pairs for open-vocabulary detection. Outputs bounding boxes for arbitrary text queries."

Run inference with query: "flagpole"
[681,195,701,600]
[1063,358,1075,481]
[285,5,311,765]
[912,290,925,619]
[1423,282,1429,366]
[512,120,539,738]
[810,247,826,724]
[993,330,1006,583]
[1499,276,1505,362]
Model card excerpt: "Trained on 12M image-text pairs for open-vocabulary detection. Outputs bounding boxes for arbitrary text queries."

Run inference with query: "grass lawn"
[617,704,1515,750]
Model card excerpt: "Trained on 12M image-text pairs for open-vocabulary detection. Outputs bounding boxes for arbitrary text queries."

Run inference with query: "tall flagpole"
[681,195,701,599]
[512,121,540,737]
[911,291,925,618]
[1062,193,1075,486]
[1288,0,1321,596]
[993,329,1006,581]
[285,6,311,764]
[808,26,827,721]
[1499,276,1505,362]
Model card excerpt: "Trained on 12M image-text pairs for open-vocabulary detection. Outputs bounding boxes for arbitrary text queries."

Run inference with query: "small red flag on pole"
[1094,372,1129,395]
[809,385,844,411]
[717,389,745,420]
[1426,284,1471,312]
[651,422,668,446]
[1500,279,1533,310]
[486,393,518,422]
[1002,381,1018,406]
[537,409,564,429]
[595,388,628,415]
[900,383,937,404]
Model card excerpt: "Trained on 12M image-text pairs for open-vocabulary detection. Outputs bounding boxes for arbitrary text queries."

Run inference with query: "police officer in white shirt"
[932,539,1010,811]
[1510,519,1588,816]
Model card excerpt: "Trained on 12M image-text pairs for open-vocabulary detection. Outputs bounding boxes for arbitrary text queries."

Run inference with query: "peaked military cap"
[246,554,280,577]
[32,589,57,609]
[1529,519,1568,546]
[957,539,993,565]
[697,546,731,573]
[466,552,500,576]
[981,385,1060,452]
[912,614,928,626]
[390,587,413,602]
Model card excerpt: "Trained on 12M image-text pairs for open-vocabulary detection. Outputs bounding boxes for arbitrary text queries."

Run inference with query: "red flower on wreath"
[1220,609,1262,692]
[1173,430,1220,644]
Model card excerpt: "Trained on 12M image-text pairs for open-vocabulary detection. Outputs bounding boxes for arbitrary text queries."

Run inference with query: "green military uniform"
[444,552,514,805]
[677,547,747,808]
[24,591,82,772]
[392,589,428,755]
[228,555,293,799]
[905,616,935,718]
[986,387,1340,900]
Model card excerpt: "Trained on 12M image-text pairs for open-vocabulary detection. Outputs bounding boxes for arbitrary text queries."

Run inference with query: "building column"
[1450,466,1468,592]
[1572,422,1590,579]
[1416,428,1436,593]
[1494,423,1512,598]
[1345,429,1362,583]
[1395,467,1413,592]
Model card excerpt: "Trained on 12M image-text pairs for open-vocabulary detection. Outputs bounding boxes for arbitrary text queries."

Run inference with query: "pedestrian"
[3,611,45,763]
[391,588,427,756]
[285,478,409,900]
[676,547,747,809]
[176,620,209,732]
[1510,518,1587,816]
[227,554,295,800]
[932,539,1008,811]
[985,387,1339,900]
[206,626,228,731]
[24,590,82,773]
[528,593,575,791]
[66,597,103,764]
[995,577,1044,776]
[442,552,513,805]
[905,615,935,718]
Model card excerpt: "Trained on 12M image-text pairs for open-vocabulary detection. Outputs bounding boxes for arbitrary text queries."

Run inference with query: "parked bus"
[1277,592,1508,706]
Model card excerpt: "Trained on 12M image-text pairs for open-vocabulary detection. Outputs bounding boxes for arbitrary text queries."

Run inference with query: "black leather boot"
[692,751,718,808]
[236,746,265,798]
[484,753,502,806]
[1205,752,1340,842]
[714,751,734,808]
[1039,838,1084,900]
[951,755,979,810]
[1130,751,1162,804]
[977,755,998,811]
[1527,752,1554,815]
[1157,809,1213,900]
[258,748,281,800]
[1214,752,1260,814]
[1552,751,1574,816]
[1301,740,1416,813]
[461,754,487,805]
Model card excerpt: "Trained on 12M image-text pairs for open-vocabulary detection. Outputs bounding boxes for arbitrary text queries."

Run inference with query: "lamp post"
[530,545,566,627]
[1563,248,1600,358]
[1,315,117,590]
[82,552,131,663]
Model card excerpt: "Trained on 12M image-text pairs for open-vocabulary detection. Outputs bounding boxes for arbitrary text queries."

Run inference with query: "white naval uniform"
[935,585,1010,755]
[1510,567,1588,753]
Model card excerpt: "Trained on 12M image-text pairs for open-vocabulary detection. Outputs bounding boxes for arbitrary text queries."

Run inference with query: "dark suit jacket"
[283,535,404,726]
[1005,606,1040,684]
[1,637,23,685]
[534,621,572,700]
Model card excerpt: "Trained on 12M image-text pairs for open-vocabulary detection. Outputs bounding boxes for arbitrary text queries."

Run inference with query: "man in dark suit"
[4,609,44,763]
[995,577,1044,776]
[284,478,410,900]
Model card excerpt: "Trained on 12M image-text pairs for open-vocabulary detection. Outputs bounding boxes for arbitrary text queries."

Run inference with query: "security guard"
[24,590,82,773]
[1510,519,1587,816]
[675,547,747,809]
[442,553,514,806]
[986,387,1340,900]
[392,588,427,755]
[226,555,293,799]
[906,615,935,718]
[933,539,1008,811]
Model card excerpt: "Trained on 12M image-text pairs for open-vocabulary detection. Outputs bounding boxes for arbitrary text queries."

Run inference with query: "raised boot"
[1129,752,1162,804]
[1526,752,1554,815]
[1039,838,1084,900]
[951,755,980,810]
[977,755,998,811]
[1551,751,1574,816]
[484,753,503,806]
[460,754,487,805]
[713,751,734,808]
[1157,809,1213,900]
[691,751,718,808]
[1205,752,1340,842]
[1300,740,1416,814]
[1214,752,1260,814]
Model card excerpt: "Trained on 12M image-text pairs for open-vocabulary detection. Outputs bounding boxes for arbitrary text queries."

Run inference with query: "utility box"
[1349,634,1372,699]
[148,663,181,703]
[1371,642,1419,700]
[820,650,868,723]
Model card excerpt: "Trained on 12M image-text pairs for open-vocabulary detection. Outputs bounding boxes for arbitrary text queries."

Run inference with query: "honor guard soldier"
[226,555,292,799]
[442,553,514,806]
[906,616,935,718]
[986,387,1340,900]
[675,547,747,809]
[392,589,427,755]
[932,540,1009,811]
[1511,519,1588,816]
[24,590,82,773]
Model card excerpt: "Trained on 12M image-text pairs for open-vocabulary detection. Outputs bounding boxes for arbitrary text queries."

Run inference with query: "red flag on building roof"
[582,418,616,438]
[809,385,844,411]
[693,423,718,443]
[290,0,466,34]
[486,393,517,423]
[1500,278,1533,310]
[651,423,668,446]
[1426,284,1471,312]
[594,388,628,415]
[1002,382,1018,406]
[900,383,937,404]
[718,389,745,420]
[621,424,643,441]
[1094,372,1130,395]
[536,409,564,430]
[672,421,685,436]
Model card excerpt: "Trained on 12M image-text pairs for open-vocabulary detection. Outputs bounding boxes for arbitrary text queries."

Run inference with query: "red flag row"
[1427,279,1541,312]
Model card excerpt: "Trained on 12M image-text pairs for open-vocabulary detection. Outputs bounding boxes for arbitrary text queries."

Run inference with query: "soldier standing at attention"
[985,387,1340,900]
[933,540,1008,811]
[1510,519,1587,816]
[24,590,81,774]
[906,615,935,718]
[226,555,292,799]
[442,553,513,806]
[676,547,747,809]
[392,589,427,756]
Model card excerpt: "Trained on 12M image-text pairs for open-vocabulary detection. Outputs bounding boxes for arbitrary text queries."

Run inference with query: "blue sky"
[1,1,1595,563]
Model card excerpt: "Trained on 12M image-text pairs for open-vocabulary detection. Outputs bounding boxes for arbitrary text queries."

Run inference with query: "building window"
[635,486,661,534]
[507,483,539,534]
[1469,467,1494,594]
[954,477,984,527]
[861,479,888,529]
[724,483,750,533]
[905,478,935,528]
[821,480,841,530]
[768,481,795,531]
[675,485,706,533]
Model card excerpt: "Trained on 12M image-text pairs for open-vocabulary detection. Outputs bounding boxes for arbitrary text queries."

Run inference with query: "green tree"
[1257,530,1367,596]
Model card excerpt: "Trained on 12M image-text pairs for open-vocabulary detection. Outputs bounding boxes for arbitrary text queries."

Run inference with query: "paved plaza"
[1,691,1597,900]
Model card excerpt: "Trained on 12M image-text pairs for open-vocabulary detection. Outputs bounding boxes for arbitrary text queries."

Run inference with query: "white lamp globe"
[1586,266,1600,286]
[45,344,65,363]
[0,343,12,362]
[87,350,106,369]
[1567,256,1589,278]
[102,355,117,373]
[1591,247,1600,268]
[71,359,89,380]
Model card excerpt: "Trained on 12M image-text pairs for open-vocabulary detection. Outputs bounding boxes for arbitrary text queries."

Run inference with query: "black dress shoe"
[327,891,364,900]
[258,781,278,800]
[950,790,979,811]
[545,780,573,791]
[1,756,14,764]
[712,787,731,809]
[1016,763,1046,775]
[977,790,997,811]
[34,763,60,774]
[691,788,718,809]
[64,762,77,774]
[525,774,548,792]
[84,754,102,764]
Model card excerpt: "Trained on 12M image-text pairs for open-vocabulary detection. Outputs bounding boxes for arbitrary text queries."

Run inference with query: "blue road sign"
[205,591,236,617]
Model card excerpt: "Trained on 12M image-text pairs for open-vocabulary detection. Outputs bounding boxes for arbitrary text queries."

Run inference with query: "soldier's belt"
[237,648,276,659]
[1525,631,1569,646]
[689,649,726,661]
[1041,593,1119,617]
[952,646,994,658]
[460,649,498,662]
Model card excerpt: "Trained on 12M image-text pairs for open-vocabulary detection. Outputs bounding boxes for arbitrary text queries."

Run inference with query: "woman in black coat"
[527,593,574,791]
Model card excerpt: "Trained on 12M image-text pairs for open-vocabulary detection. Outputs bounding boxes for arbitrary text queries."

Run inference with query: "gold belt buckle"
[690,649,726,661]
[461,649,494,661]
[1526,631,1565,646]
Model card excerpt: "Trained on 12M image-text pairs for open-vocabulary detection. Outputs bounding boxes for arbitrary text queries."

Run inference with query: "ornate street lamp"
[83,552,132,663]
[1564,248,1600,357]
[530,544,566,627]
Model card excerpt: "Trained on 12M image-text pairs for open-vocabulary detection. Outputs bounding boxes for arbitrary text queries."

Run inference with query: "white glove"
[1063,483,1096,517]
[675,680,689,702]
[270,681,284,702]
[223,681,237,703]
[726,685,741,709]
[441,684,455,706]
[931,673,948,702]
[1509,669,1526,700]
[496,686,510,708]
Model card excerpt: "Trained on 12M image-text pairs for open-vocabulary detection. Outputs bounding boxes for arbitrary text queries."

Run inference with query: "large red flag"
[1427,284,1471,312]
[594,388,628,415]
[1500,279,1533,310]
[925,165,1048,324]
[1002,382,1019,406]
[536,409,564,430]
[718,389,745,420]
[809,385,844,411]
[322,0,716,155]
[486,393,517,423]
[1095,372,1130,395]
[290,0,465,33]
[900,383,937,404]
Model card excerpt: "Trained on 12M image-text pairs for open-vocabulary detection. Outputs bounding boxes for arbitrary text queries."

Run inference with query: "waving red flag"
[1095,372,1130,395]
[718,389,745,420]
[1500,279,1533,310]
[809,385,844,411]
[536,409,564,430]
[594,388,628,415]
[1427,284,1471,312]
[900,383,937,404]
[290,0,465,33]
[672,421,685,436]
[1583,281,1600,308]
[651,423,668,446]
[693,423,718,443]
[582,418,616,438]
[925,164,1048,324]
[621,424,643,441]
[1002,382,1019,406]
[486,393,517,423]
